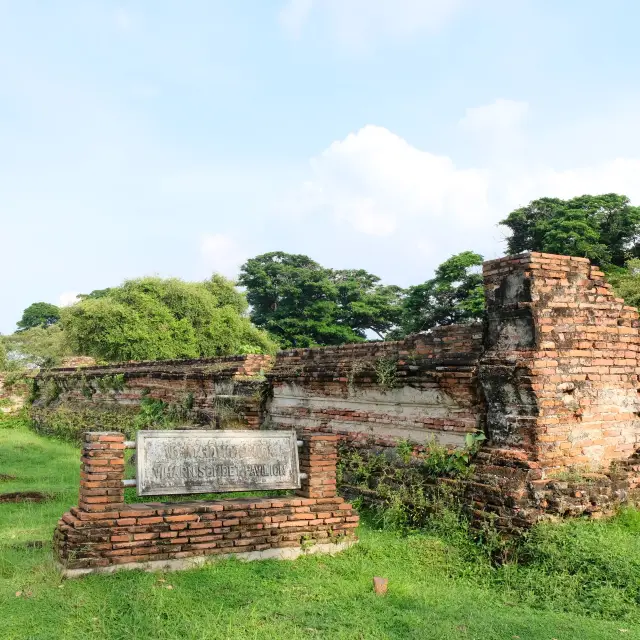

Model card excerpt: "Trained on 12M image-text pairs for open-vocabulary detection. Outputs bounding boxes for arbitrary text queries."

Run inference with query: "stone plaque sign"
[136,430,300,496]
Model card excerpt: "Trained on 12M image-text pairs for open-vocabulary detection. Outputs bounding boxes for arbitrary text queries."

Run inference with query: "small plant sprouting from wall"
[42,379,61,406]
[374,357,398,390]
[133,393,168,429]
[79,375,94,400]
[165,392,196,424]
[96,374,126,394]
[212,395,245,428]
[27,378,39,405]
[347,360,367,395]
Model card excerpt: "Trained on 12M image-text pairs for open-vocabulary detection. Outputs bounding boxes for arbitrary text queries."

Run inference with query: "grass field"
[1,412,639,639]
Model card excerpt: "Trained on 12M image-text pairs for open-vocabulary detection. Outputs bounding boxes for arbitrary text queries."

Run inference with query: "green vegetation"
[29,392,205,444]
[16,302,61,331]
[373,357,398,389]
[1,413,639,638]
[239,251,403,347]
[500,193,640,268]
[397,251,485,335]
[1,324,72,369]
[337,435,486,532]
[5,192,640,371]
[62,275,277,362]
[608,258,640,308]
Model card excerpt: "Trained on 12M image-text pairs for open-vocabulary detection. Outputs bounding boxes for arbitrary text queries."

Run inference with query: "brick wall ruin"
[471,252,640,534]
[33,355,273,432]
[267,325,483,448]
[36,252,640,533]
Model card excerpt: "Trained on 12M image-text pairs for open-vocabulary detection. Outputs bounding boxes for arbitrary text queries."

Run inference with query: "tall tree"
[500,194,640,267]
[63,275,277,362]
[331,269,404,340]
[17,302,61,331]
[238,252,404,348]
[399,251,485,334]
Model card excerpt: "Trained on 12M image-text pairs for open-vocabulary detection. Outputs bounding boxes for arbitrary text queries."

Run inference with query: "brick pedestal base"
[54,432,358,575]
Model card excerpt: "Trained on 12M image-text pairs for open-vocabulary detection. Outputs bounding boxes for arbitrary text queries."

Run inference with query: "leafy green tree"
[77,288,113,300]
[500,194,640,267]
[17,302,61,331]
[62,276,277,362]
[332,269,404,340]
[399,251,485,334]
[238,252,404,348]
[607,259,640,309]
[3,324,72,369]
[0,338,8,371]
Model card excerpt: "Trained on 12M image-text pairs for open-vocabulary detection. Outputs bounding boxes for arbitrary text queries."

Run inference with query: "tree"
[607,259,640,309]
[500,194,640,268]
[399,251,485,334]
[17,302,61,331]
[238,252,404,348]
[62,275,277,362]
[332,269,404,340]
[0,338,7,371]
[2,324,72,369]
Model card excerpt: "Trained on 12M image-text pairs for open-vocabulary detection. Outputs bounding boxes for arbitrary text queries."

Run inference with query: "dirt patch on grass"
[11,540,47,550]
[0,491,51,503]
[0,474,17,481]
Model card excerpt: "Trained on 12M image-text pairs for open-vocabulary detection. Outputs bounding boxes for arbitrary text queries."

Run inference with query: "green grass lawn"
[1,413,639,640]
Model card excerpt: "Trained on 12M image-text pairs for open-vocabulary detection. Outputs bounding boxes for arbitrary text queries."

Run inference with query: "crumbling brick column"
[296,433,338,499]
[469,251,640,535]
[79,432,125,513]
[480,252,640,471]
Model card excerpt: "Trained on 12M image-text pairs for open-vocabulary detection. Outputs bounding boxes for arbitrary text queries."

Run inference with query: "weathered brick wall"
[480,251,640,470]
[36,327,485,448]
[268,326,484,447]
[38,250,640,535]
[470,252,640,534]
[35,355,273,430]
[54,432,358,575]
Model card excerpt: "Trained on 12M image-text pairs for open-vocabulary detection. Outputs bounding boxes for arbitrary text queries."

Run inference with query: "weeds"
[373,357,398,389]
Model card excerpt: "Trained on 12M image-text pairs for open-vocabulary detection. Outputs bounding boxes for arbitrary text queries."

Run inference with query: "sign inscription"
[136,430,300,496]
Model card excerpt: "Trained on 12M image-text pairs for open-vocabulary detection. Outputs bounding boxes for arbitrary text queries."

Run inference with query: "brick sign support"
[55,431,358,576]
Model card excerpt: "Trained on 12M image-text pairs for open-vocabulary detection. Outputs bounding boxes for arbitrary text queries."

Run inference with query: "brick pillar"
[480,251,640,471]
[296,433,338,499]
[79,432,125,513]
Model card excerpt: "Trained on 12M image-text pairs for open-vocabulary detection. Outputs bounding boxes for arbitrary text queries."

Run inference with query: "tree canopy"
[62,275,277,362]
[398,251,485,335]
[238,252,403,348]
[500,194,640,268]
[17,302,61,331]
[606,259,640,309]
[2,324,72,369]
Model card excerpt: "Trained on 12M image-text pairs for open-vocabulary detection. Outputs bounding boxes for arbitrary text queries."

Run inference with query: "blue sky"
[2,0,640,333]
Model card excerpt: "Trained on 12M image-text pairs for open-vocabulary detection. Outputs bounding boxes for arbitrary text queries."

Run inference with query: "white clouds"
[279,100,640,276]
[58,292,80,307]
[286,125,491,236]
[505,158,640,209]
[279,0,463,48]
[200,234,247,280]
